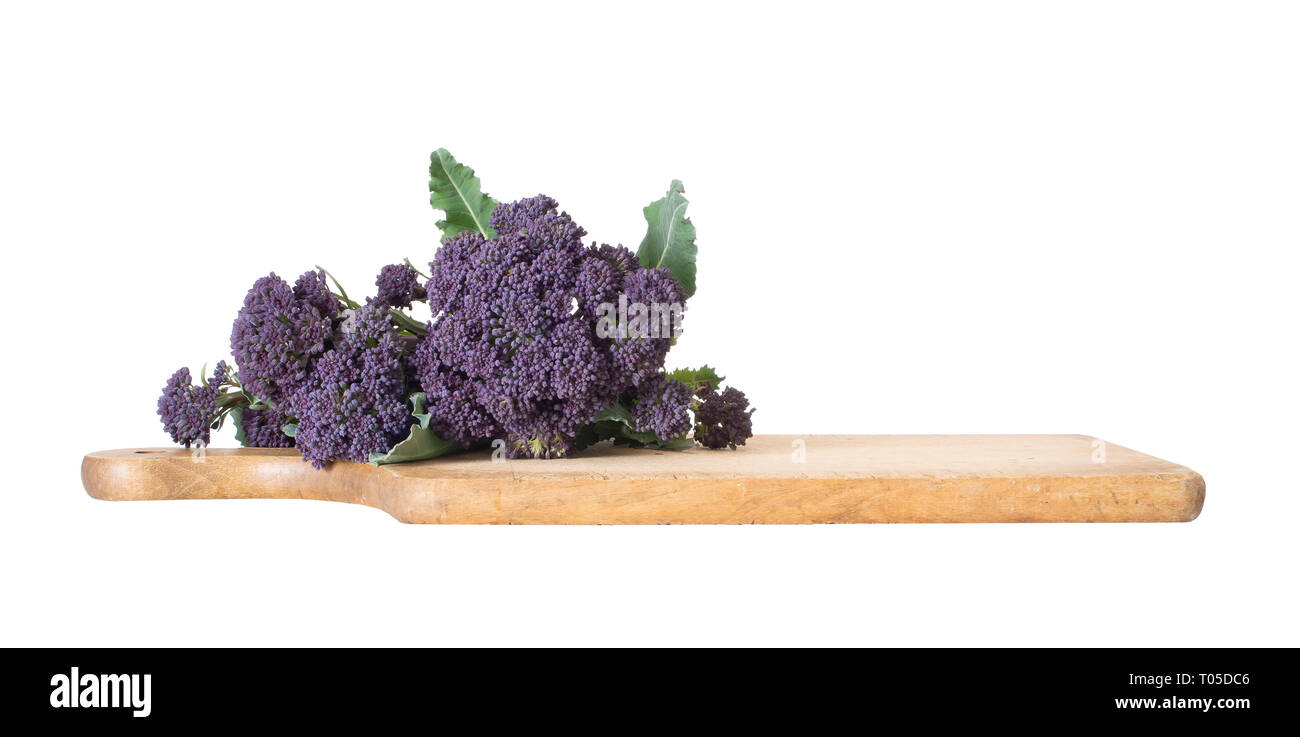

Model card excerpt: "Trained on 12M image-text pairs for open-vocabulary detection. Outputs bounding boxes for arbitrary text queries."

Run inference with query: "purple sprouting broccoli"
[157,361,232,447]
[410,195,687,458]
[235,405,295,448]
[229,272,337,409]
[592,243,639,277]
[372,262,425,310]
[632,374,693,440]
[408,340,500,448]
[693,386,755,450]
[611,267,686,387]
[157,358,301,449]
[151,152,755,466]
[289,304,412,467]
[293,268,338,318]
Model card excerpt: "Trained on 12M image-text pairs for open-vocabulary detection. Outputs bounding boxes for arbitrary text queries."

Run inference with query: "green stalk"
[316,265,361,309]
[389,308,428,337]
[403,258,430,280]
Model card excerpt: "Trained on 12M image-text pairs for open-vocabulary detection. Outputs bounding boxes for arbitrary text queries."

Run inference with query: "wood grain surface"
[81,435,1204,524]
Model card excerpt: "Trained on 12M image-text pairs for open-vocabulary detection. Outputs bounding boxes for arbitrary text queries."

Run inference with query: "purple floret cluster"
[235,406,295,448]
[611,268,686,386]
[632,374,694,440]
[290,304,412,467]
[229,271,337,408]
[156,156,756,468]
[372,262,424,309]
[408,195,687,458]
[157,361,230,447]
[693,386,755,450]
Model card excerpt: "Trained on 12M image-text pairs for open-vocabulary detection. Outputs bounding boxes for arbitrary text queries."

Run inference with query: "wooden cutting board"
[81,435,1204,524]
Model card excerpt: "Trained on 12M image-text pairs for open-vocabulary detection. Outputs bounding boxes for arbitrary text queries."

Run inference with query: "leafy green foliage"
[636,180,698,297]
[576,401,692,451]
[667,365,724,393]
[594,403,634,425]
[230,406,250,447]
[429,148,498,241]
[369,393,457,466]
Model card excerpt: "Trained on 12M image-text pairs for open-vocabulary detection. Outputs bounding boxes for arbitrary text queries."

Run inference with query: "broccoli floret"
[371,262,425,310]
[290,304,412,467]
[632,374,693,440]
[229,271,335,409]
[157,364,224,448]
[693,386,755,450]
[410,195,687,458]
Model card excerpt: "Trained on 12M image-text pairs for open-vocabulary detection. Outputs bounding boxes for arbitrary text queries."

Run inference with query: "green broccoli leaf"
[637,180,698,298]
[667,365,724,393]
[230,406,250,447]
[408,392,432,427]
[575,419,636,451]
[370,424,456,466]
[594,403,634,425]
[573,422,608,452]
[611,426,692,450]
[586,402,694,451]
[656,435,697,451]
[369,393,455,466]
[429,148,498,242]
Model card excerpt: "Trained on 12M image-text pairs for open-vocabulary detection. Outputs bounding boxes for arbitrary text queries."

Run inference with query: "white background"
[1,1,1296,646]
